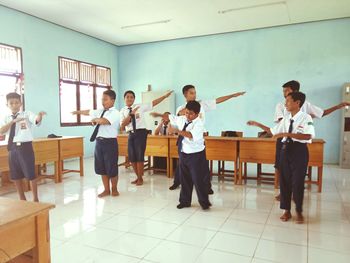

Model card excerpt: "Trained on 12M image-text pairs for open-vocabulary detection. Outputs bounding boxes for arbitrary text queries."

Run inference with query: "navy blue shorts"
[274,138,283,170]
[128,129,148,163]
[8,142,36,181]
[94,138,118,177]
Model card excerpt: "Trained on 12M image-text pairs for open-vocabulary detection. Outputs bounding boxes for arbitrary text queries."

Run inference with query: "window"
[59,57,111,126]
[0,43,23,141]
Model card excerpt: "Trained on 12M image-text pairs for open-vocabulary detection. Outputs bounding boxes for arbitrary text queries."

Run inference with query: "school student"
[154,112,172,136]
[153,112,174,170]
[248,91,314,224]
[120,90,173,186]
[0,92,46,202]
[164,101,211,210]
[171,84,246,191]
[72,89,120,198]
[273,80,350,200]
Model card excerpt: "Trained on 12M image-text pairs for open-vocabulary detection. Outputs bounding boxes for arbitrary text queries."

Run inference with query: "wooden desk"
[0,197,54,263]
[0,136,84,186]
[205,137,239,183]
[239,138,325,192]
[57,137,84,182]
[117,134,171,177]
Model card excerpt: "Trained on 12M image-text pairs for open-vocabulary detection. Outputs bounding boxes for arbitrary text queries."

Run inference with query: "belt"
[96,137,116,140]
[128,128,146,134]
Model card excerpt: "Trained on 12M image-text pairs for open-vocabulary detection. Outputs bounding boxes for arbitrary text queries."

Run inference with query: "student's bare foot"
[131,178,138,184]
[111,189,119,196]
[280,210,292,222]
[275,194,280,201]
[98,190,110,198]
[295,212,304,224]
[136,179,143,186]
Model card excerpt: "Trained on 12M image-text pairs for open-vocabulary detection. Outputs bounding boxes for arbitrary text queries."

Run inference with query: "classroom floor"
[3,158,350,263]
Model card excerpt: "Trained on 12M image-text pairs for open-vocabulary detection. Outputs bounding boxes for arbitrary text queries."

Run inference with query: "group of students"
[1,81,349,222]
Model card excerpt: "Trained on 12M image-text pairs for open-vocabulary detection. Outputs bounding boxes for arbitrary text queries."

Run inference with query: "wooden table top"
[0,197,54,229]
[0,136,84,146]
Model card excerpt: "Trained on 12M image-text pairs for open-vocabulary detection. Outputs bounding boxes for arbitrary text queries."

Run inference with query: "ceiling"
[1,0,349,46]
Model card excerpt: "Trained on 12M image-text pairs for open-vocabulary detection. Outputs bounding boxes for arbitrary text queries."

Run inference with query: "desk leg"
[79,156,84,177]
[238,162,242,185]
[54,161,60,183]
[166,157,170,178]
[58,161,63,183]
[33,212,51,263]
[169,158,174,178]
[234,159,238,185]
[317,166,323,193]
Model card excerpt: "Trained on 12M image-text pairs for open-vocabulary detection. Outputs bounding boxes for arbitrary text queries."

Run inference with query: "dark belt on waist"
[128,128,146,134]
[96,137,116,140]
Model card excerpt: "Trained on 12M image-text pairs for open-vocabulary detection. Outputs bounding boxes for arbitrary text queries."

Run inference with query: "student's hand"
[38,111,47,117]
[164,90,173,98]
[178,108,186,116]
[12,118,25,124]
[167,124,178,134]
[131,106,140,115]
[339,102,350,108]
[247,120,258,126]
[91,118,98,126]
[233,91,246,97]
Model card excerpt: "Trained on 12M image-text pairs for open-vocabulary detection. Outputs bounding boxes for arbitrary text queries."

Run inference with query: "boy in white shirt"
[120,90,173,186]
[0,93,45,202]
[165,101,212,210]
[248,92,315,224]
[72,90,120,198]
[273,80,350,201]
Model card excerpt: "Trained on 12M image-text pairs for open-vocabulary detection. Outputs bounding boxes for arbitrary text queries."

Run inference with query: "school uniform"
[273,100,322,170]
[173,100,216,188]
[90,107,120,177]
[120,103,152,163]
[270,110,315,212]
[0,111,40,181]
[169,114,211,209]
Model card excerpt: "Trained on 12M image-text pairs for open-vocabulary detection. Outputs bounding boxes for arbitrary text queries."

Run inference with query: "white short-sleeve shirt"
[274,100,324,123]
[169,115,205,154]
[90,107,120,138]
[120,103,152,132]
[0,111,39,143]
[176,99,216,130]
[270,110,315,144]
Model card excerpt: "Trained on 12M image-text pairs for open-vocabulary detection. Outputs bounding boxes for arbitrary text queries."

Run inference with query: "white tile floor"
[3,159,350,263]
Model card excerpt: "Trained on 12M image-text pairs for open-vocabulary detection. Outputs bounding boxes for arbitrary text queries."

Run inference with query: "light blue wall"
[118,18,350,164]
[0,6,119,157]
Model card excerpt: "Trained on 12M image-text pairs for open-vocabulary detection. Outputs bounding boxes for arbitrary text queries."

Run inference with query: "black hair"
[124,90,135,98]
[6,92,21,101]
[185,100,201,114]
[103,89,116,100]
[287,91,306,107]
[164,112,171,115]
[182,85,195,95]
[282,80,300,92]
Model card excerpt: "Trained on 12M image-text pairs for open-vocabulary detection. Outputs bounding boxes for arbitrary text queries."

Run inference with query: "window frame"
[58,56,112,127]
